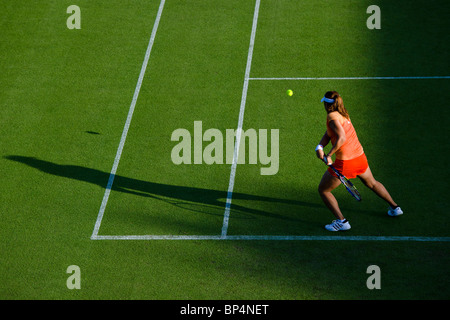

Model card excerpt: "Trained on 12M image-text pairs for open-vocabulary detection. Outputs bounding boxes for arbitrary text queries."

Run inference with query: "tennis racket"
[323,156,361,201]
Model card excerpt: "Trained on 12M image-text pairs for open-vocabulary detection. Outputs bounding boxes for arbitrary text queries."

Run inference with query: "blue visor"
[321,97,335,103]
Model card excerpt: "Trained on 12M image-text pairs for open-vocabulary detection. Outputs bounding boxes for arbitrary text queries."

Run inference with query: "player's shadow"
[4,155,322,221]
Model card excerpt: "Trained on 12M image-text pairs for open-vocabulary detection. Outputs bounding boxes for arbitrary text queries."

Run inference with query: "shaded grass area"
[2,236,449,299]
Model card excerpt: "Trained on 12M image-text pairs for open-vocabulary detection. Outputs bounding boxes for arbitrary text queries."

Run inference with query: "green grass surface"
[1,0,449,300]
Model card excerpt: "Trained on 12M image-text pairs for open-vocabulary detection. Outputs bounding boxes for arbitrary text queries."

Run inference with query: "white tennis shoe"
[325,219,351,231]
[388,206,403,217]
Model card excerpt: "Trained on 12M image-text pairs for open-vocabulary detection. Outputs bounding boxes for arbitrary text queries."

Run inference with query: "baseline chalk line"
[91,234,450,242]
[249,76,450,81]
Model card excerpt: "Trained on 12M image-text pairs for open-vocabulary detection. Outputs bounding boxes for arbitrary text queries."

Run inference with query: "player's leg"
[318,170,345,220]
[318,170,351,230]
[357,167,403,216]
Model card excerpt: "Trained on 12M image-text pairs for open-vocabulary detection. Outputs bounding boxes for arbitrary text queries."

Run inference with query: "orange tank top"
[326,112,364,160]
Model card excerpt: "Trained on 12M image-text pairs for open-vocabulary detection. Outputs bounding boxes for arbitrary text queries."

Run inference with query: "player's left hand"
[316,148,324,160]
[324,154,332,165]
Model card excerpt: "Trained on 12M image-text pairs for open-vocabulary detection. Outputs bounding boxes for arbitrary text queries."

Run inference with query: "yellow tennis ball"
[287,89,293,96]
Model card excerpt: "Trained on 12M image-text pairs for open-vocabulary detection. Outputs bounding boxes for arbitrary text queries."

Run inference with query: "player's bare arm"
[316,131,330,160]
[326,119,346,163]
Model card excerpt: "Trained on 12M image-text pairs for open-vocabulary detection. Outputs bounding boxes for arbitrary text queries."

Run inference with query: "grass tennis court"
[1,0,449,300]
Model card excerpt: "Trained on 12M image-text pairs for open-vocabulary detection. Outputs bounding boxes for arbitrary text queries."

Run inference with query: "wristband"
[315,144,323,151]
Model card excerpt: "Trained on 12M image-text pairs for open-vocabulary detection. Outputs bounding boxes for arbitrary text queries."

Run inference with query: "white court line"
[221,0,261,239]
[249,76,450,80]
[90,0,166,240]
[92,235,450,242]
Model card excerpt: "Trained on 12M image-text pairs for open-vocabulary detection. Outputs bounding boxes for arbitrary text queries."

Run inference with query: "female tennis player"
[316,91,403,231]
